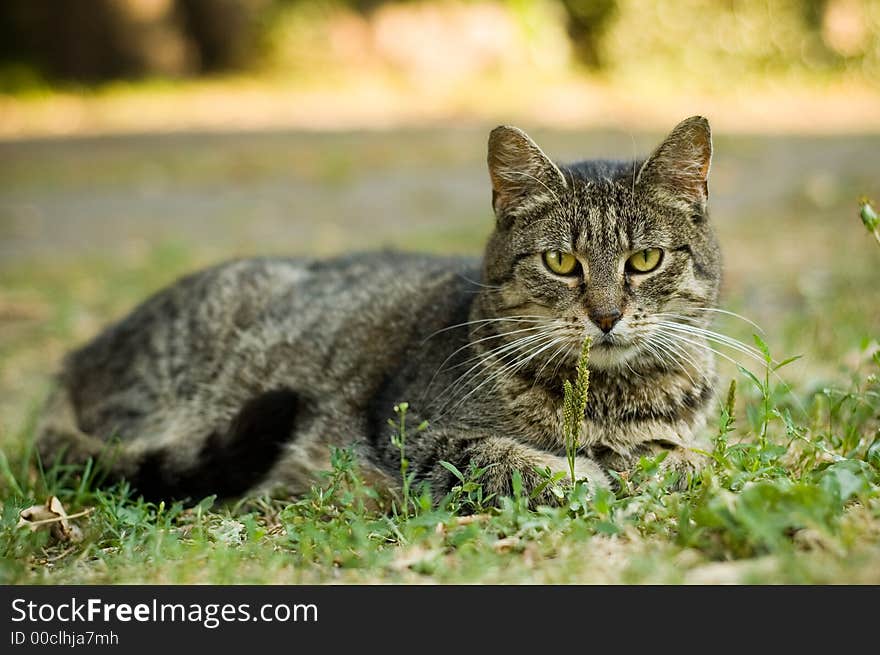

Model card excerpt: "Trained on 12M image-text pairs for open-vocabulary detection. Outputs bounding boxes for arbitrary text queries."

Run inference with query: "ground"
[1,127,879,583]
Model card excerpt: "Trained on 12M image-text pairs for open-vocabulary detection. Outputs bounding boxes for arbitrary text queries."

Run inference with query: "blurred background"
[0,0,879,436]
[2,0,880,134]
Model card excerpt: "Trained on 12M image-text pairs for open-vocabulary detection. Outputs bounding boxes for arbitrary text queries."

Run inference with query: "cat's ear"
[636,116,712,211]
[488,126,567,218]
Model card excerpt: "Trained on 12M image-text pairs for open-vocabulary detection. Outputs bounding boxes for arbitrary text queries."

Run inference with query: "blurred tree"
[178,0,271,72]
[558,0,617,69]
[0,0,878,87]
[802,0,830,27]
[0,0,195,83]
[0,0,268,84]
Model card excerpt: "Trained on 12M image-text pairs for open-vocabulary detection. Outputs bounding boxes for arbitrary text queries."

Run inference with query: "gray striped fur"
[37,116,721,505]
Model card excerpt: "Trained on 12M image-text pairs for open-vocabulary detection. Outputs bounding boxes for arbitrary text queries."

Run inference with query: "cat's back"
[61,251,480,438]
[70,250,478,363]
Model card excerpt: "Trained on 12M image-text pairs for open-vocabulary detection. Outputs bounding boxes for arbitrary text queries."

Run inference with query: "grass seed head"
[860,197,878,232]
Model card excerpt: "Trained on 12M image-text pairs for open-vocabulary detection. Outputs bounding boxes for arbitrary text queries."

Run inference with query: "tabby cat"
[37,116,721,505]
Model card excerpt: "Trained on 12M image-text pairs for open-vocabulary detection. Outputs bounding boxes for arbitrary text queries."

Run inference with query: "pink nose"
[589,309,622,334]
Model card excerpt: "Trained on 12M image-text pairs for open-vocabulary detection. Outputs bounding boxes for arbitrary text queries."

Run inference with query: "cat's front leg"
[429,435,610,507]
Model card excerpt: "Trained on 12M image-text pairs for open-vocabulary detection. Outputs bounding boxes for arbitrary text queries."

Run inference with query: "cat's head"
[480,116,721,372]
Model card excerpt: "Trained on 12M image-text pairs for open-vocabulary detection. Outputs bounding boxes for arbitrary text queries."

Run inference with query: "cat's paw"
[537,454,612,488]
[529,455,612,505]
[653,445,707,490]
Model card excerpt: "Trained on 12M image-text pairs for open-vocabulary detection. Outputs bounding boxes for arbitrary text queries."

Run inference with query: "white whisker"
[655,308,764,334]
[431,327,561,407]
[653,326,807,416]
[421,315,548,344]
[654,321,767,365]
[456,274,503,290]
[470,336,569,407]
[550,340,576,382]
[652,328,751,372]
[646,332,704,389]
[531,338,576,392]
[422,323,556,398]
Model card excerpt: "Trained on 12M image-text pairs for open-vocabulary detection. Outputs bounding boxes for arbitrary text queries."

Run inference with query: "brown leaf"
[434,513,491,536]
[493,536,521,553]
[17,496,89,543]
[17,503,58,525]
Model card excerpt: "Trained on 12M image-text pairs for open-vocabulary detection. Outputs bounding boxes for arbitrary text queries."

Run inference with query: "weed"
[860,197,879,247]
[562,336,592,484]
[438,460,494,514]
[388,402,429,518]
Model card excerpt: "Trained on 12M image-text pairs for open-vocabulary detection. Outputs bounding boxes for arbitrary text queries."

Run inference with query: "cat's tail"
[36,381,304,502]
[35,383,142,481]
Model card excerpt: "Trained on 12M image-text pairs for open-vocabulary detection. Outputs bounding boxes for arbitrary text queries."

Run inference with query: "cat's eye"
[626,248,663,273]
[543,251,579,276]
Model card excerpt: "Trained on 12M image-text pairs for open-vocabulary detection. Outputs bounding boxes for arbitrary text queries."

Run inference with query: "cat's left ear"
[636,116,712,212]
[488,125,567,219]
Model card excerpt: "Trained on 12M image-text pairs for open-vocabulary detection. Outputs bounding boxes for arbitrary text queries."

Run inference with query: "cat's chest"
[498,369,699,449]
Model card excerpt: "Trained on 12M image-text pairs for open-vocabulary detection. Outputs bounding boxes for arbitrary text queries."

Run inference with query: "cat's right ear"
[487,126,567,220]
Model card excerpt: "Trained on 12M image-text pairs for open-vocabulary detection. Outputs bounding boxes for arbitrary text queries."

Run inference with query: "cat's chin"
[585,339,643,371]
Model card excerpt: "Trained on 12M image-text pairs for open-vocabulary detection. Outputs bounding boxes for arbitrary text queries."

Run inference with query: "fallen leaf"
[18,496,90,543]
[493,536,521,553]
[434,513,491,536]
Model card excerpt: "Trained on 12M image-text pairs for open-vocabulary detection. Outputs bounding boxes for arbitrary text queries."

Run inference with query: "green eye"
[543,251,579,275]
[626,248,663,273]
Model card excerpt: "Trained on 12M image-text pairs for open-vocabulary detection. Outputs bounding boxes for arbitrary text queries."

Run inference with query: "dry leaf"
[17,496,89,543]
[492,536,521,553]
[434,514,490,536]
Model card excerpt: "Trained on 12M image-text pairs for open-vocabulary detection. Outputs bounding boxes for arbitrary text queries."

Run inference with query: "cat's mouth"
[582,332,642,369]
[591,332,624,348]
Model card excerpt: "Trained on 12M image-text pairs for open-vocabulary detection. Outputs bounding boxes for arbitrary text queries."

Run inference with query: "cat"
[36,116,721,506]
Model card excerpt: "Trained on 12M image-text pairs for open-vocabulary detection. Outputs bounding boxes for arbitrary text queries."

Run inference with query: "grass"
[1,342,878,584]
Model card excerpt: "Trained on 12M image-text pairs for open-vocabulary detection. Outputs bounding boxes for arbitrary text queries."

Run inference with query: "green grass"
[1,252,879,584]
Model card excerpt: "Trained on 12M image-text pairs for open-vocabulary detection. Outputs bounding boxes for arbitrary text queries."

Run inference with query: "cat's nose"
[589,309,622,334]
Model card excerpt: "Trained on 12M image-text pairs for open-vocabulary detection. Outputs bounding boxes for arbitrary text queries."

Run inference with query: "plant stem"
[563,337,592,483]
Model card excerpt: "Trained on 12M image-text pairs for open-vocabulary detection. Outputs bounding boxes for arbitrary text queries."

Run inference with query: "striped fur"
[37,116,721,505]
